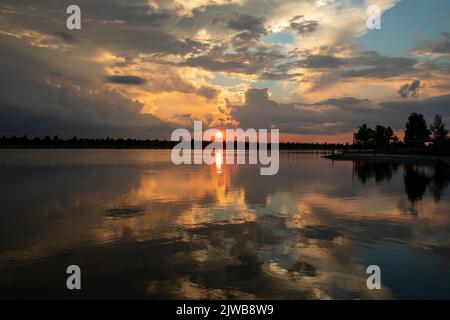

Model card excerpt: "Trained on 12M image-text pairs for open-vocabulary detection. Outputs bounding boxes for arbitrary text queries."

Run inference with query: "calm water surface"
[0,149,449,299]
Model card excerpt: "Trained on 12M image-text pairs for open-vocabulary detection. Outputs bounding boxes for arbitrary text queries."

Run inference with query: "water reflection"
[215,150,223,174]
[354,161,450,204]
[354,162,399,184]
[0,150,449,299]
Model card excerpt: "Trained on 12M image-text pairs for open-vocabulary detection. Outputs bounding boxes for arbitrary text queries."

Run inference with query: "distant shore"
[324,153,450,168]
[0,137,347,150]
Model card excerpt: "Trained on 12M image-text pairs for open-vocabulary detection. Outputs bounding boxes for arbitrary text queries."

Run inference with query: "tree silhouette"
[354,124,375,148]
[374,125,396,148]
[404,112,430,146]
[354,124,397,149]
[430,114,449,142]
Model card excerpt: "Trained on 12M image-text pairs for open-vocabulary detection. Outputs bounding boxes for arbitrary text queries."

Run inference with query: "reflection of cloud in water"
[0,150,449,299]
[106,206,145,218]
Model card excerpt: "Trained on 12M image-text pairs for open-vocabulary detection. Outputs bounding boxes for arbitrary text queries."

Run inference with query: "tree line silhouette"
[1,112,448,153]
[0,135,348,150]
[354,113,449,155]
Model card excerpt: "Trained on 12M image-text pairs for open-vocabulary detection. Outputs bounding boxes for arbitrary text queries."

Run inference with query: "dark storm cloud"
[230,88,349,134]
[106,75,147,85]
[0,41,175,138]
[197,86,220,100]
[227,14,267,36]
[0,0,203,57]
[230,88,450,135]
[341,51,418,78]
[0,103,155,138]
[184,47,285,75]
[296,50,434,93]
[209,13,268,46]
[297,55,344,69]
[313,97,371,109]
[231,31,261,44]
[398,80,422,98]
[88,27,206,56]
[378,94,450,117]
[179,35,301,79]
[0,0,448,139]
[0,0,433,84]
[413,32,450,56]
[3,0,170,25]
[0,77,176,138]
[292,51,419,80]
[87,1,170,25]
[289,16,319,36]
[286,51,426,93]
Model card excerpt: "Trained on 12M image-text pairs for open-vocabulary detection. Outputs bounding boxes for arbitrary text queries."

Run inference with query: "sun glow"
[215,131,223,140]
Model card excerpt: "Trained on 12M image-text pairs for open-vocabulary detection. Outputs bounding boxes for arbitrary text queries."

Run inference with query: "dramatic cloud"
[413,32,450,57]
[106,75,147,85]
[0,0,448,141]
[184,46,286,75]
[0,76,176,138]
[289,16,319,36]
[230,88,450,135]
[230,88,363,134]
[296,54,344,69]
[227,14,267,37]
[398,80,423,98]
[341,52,418,79]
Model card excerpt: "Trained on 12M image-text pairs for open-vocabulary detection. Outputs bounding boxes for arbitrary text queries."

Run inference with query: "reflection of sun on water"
[215,131,224,174]
[215,150,223,173]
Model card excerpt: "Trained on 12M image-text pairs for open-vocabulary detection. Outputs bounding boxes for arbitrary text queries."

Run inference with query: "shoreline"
[324,153,450,168]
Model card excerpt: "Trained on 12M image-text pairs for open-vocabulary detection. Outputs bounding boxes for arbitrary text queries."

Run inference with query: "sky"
[0,0,449,143]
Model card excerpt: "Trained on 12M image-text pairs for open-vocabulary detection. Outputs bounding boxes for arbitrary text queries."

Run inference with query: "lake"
[0,149,449,299]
